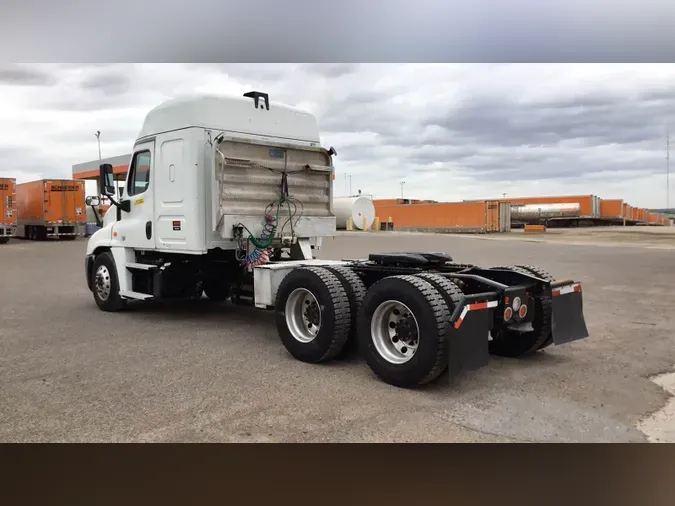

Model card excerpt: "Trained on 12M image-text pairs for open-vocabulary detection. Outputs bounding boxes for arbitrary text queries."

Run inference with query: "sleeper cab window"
[128,151,151,196]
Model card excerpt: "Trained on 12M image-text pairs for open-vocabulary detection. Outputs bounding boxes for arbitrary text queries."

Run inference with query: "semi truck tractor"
[85,91,589,388]
[0,177,17,243]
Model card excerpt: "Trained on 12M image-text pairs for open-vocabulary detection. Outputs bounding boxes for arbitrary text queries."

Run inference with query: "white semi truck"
[85,91,589,388]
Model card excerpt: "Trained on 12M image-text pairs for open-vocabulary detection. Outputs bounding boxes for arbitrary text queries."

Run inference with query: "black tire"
[202,278,231,301]
[323,266,367,357]
[358,275,450,388]
[514,264,555,350]
[0,237,9,244]
[515,264,554,282]
[415,272,464,310]
[274,266,351,363]
[488,265,553,357]
[91,251,126,312]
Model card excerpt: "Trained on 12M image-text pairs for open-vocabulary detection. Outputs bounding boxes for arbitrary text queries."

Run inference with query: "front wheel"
[202,279,231,301]
[358,275,451,388]
[92,252,126,312]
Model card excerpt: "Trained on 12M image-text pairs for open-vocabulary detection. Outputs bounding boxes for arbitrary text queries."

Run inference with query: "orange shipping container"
[622,203,629,218]
[17,179,86,240]
[600,199,624,218]
[0,177,17,242]
[374,200,509,233]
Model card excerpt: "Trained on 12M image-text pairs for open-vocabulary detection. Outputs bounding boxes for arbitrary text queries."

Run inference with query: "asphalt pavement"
[1,231,673,442]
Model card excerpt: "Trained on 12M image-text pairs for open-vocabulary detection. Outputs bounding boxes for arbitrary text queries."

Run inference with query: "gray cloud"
[79,71,132,96]
[1,63,674,207]
[300,64,361,78]
[422,88,675,158]
[0,64,56,86]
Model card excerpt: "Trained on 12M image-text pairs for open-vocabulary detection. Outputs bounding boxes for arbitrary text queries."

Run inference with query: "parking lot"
[1,231,674,442]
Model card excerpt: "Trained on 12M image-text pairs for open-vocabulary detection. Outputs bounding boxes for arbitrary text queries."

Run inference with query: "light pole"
[95,130,101,160]
[667,126,671,210]
[400,181,406,198]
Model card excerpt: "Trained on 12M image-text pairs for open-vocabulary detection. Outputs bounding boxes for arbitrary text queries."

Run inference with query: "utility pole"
[349,175,352,196]
[400,181,406,198]
[667,126,671,210]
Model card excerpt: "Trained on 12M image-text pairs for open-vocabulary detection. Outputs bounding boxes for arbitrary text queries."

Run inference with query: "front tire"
[358,275,450,388]
[202,279,230,301]
[274,267,351,363]
[92,252,126,312]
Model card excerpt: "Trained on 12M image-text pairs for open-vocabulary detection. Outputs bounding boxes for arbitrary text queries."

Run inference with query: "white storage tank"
[333,196,376,230]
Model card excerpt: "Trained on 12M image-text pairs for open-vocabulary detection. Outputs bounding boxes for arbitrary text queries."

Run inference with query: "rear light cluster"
[503,296,528,321]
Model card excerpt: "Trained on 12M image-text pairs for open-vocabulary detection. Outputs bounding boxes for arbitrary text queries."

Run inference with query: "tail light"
[503,307,513,321]
[519,304,528,319]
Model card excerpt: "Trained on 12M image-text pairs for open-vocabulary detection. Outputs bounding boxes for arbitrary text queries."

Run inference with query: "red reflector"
[504,307,513,321]
[519,305,528,319]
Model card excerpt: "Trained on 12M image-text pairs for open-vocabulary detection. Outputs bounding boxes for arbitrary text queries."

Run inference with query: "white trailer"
[85,91,589,388]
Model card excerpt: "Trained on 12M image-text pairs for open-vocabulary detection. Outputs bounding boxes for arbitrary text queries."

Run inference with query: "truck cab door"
[112,141,155,250]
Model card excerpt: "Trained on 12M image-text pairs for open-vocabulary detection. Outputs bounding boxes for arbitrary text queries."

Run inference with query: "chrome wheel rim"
[95,265,112,301]
[285,288,322,343]
[371,300,419,364]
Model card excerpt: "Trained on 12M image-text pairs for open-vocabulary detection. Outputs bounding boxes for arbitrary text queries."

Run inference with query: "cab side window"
[126,151,151,197]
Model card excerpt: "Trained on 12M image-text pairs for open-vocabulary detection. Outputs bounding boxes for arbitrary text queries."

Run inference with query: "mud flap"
[447,299,498,380]
[551,282,589,345]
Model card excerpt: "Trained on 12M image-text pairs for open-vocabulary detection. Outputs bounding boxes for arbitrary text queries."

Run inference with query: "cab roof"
[136,92,321,144]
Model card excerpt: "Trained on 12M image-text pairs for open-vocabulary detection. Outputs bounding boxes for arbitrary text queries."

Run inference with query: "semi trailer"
[84,91,589,388]
[17,179,86,240]
[0,177,17,243]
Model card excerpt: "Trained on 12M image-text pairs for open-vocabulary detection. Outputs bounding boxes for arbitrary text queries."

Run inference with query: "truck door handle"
[146,221,152,240]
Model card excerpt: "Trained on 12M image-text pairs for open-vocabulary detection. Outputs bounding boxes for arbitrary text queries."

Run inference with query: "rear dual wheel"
[275,268,462,388]
[274,267,352,363]
[487,264,554,357]
[357,275,454,388]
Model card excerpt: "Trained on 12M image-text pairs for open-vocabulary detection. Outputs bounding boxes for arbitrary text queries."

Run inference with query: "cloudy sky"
[1,63,674,208]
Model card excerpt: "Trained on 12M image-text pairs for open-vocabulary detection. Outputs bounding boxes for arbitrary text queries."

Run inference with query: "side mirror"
[328,146,337,157]
[85,196,101,206]
[99,163,115,196]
